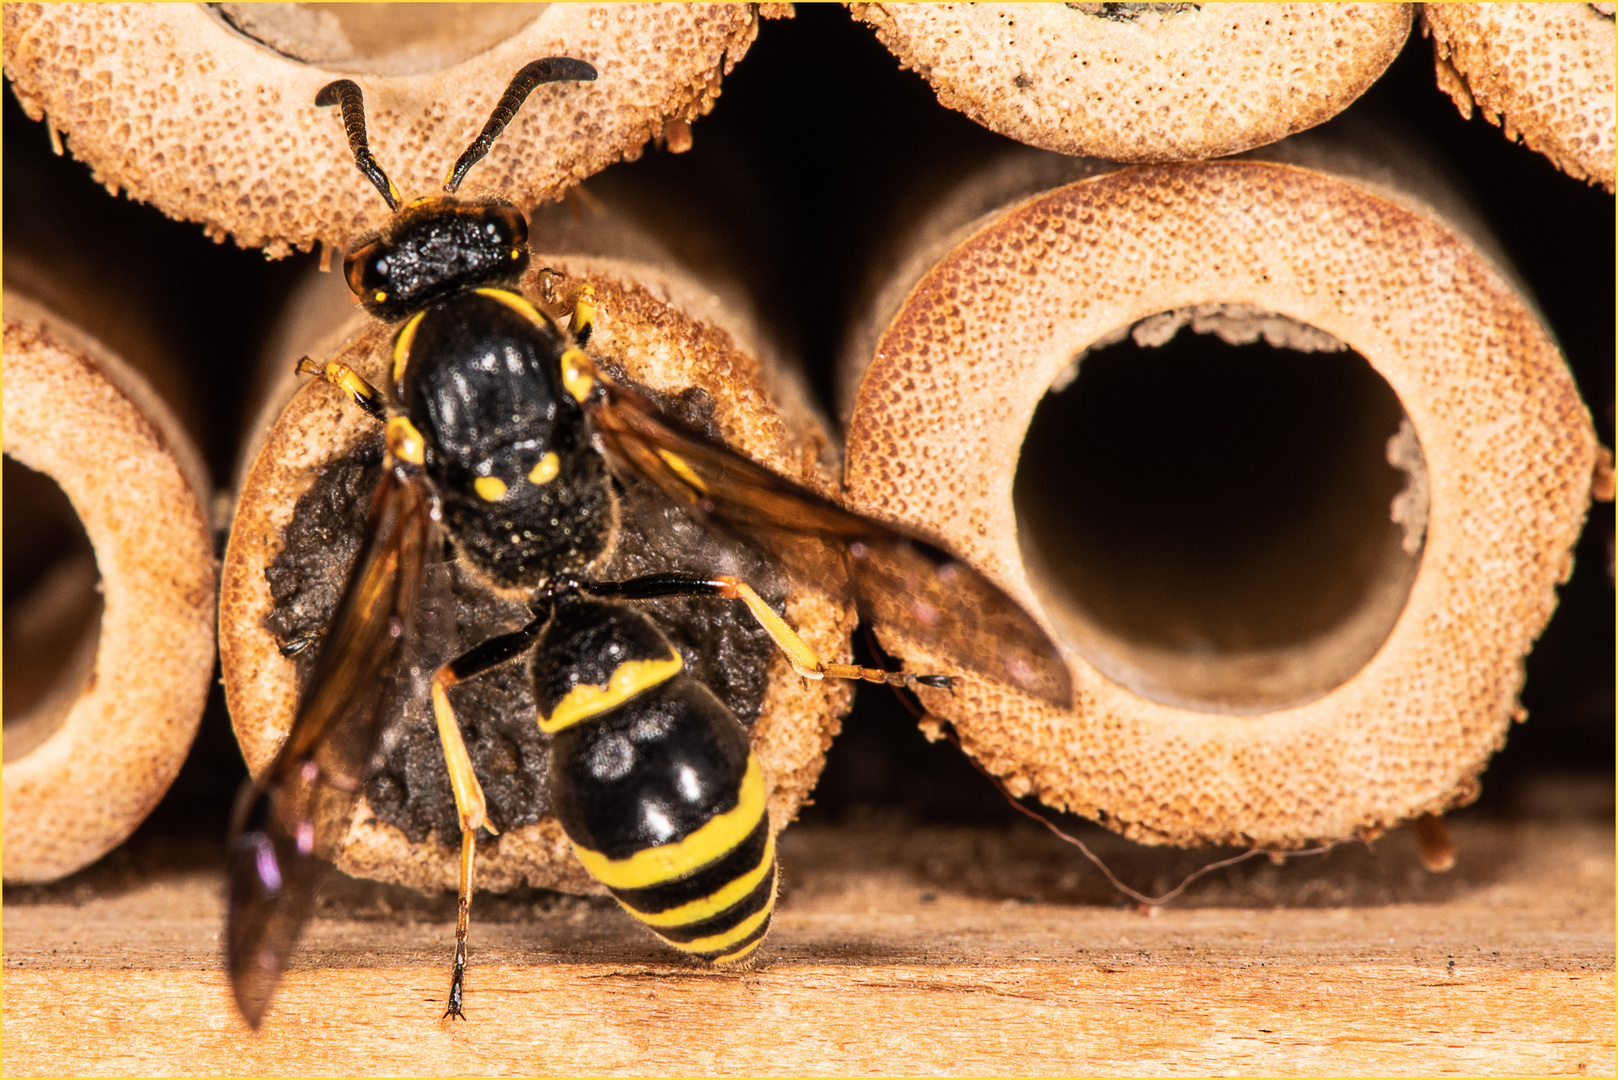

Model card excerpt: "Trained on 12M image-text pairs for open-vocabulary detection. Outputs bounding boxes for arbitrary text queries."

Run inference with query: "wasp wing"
[586,385,1073,709]
[226,463,434,1028]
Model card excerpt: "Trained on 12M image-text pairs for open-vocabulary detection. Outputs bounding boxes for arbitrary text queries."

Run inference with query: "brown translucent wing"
[226,464,434,1028]
[586,385,1073,708]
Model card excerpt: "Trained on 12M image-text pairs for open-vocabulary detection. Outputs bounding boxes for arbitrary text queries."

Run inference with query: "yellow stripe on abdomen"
[570,756,765,890]
[538,654,684,734]
[709,932,770,966]
[652,867,776,958]
[623,833,775,928]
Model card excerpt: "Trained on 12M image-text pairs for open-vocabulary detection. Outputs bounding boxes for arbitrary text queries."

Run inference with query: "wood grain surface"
[5,814,1612,1076]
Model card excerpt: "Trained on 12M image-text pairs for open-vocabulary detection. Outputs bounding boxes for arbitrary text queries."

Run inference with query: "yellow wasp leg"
[563,282,597,346]
[430,665,499,1020]
[586,573,957,691]
[534,271,597,346]
[296,357,387,422]
[712,576,952,691]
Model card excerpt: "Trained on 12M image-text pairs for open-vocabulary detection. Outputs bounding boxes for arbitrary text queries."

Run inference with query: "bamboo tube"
[839,139,1606,850]
[2,292,217,883]
[1,3,788,257]
[219,177,850,895]
[848,3,1412,162]
[1424,3,1616,192]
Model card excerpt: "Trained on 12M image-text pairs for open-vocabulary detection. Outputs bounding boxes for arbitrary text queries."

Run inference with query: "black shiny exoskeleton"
[226,58,1072,1029]
[401,285,613,584]
[539,598,777,965]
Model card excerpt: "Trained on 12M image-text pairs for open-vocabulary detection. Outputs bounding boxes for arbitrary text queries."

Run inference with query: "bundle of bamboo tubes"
[1,3,1606,891]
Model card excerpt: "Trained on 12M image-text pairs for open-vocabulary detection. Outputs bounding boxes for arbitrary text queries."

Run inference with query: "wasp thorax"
[398,291,613,589]
[344,199,529,321]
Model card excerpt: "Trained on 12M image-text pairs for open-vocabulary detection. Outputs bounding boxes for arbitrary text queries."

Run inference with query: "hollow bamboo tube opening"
[840,144,1601,849]
[850,3,1412,162]
[2,294,217,883]
[1015,324,1424,714]
[220,171,846,895]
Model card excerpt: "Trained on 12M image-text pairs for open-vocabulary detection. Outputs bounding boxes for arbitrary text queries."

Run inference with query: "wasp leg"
[276,628,323,658]
[563,282,596,347]
[443,825,478,1021]
[430,665,489,1021]
[430,611,553,1018]
[585,572,956,691]
[533,270,595,347]
[296,357,387,423]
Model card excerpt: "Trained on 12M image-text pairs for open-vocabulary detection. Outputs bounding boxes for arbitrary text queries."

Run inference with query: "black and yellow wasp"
[226,57,1072,1027]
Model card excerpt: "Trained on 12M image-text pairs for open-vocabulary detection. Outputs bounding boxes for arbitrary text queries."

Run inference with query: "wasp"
[226,57,1073,1028]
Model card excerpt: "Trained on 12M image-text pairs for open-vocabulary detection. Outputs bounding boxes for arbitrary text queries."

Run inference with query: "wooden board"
[5,816,1613,1076]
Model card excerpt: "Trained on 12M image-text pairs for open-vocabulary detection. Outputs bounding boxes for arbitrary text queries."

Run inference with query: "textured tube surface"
[850,2,1411,161]
[1424,2,1615,191]
[841,149,1600,848]
[1,3,784,255]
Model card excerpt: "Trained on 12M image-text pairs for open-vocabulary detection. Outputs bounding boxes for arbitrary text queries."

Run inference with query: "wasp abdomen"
[605,810,776,964]
[543,606,777,965]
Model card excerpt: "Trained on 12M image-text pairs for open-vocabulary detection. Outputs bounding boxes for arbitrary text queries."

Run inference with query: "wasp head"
[317,58,594,322]
[343,198,530,321]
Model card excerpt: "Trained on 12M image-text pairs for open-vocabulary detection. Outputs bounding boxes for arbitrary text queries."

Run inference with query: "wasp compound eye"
[343,239,386,302]
[498,204,528,243]
[489,204,528,258]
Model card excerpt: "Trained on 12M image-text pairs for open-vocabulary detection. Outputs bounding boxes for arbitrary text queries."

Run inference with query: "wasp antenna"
[316,79,403,212]
[443,57,597,193]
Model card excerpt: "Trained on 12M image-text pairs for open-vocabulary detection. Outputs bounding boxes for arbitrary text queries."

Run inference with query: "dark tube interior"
[1014,320,1426,713]
[3,456,103,762]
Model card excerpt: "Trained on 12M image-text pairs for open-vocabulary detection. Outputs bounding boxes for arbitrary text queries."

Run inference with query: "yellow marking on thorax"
[476,287,548,329]
[392,310,425,385]
[626,833,775,929]
[528,452,560,485]
[655,449,708,494]
[560,348,595,403]
[373,290,389,305]
[474,476,508,502]
[537,652,684,734]
[571,757,766,890]
[386,416,426,465]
